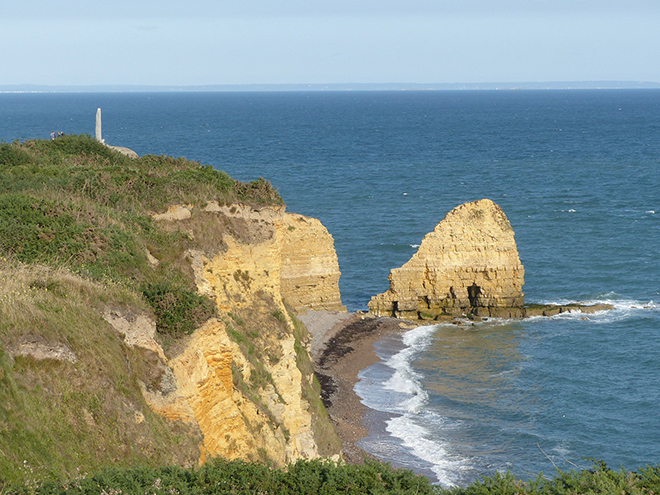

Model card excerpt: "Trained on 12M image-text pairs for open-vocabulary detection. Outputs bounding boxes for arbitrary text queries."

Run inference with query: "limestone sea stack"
[368,199,525,320]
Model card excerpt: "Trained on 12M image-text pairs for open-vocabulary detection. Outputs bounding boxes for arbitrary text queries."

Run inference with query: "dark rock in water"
[524,303,615,317]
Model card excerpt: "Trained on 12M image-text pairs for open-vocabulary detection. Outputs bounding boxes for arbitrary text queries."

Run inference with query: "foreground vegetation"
[4,458,660,495]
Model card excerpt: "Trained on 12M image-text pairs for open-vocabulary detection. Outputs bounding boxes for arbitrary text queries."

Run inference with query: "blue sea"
[1,90,659,486]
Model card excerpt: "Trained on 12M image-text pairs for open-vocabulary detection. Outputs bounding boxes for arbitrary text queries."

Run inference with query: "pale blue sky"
[2,0,659,86]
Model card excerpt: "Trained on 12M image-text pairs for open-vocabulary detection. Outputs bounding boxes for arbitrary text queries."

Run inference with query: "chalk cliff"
[368,199,525,320]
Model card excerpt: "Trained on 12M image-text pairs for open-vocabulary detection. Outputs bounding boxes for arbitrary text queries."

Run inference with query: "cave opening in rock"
[467,283,482,307]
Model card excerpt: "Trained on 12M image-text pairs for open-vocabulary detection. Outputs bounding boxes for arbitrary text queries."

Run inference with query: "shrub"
[0,143,32,167]
[141,282,216,337]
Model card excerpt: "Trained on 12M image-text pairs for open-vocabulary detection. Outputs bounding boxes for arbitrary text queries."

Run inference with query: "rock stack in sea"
[368,199,525,320]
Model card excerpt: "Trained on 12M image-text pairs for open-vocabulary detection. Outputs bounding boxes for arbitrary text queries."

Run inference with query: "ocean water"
[1,90,659,485]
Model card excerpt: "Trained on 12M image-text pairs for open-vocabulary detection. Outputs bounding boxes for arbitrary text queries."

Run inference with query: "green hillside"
[0,136,283,483]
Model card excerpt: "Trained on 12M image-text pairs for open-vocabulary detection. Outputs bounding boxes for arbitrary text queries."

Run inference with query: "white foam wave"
[382,325,438,413]
[534,296,657,311]
[380,324,474,485]
[355,323,472,485]
[387,413,467,487]
[410,244,420,248]
[528,297,658,324]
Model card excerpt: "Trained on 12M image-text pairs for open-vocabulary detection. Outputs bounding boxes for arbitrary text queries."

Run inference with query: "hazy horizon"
[2,1,659,87]
[2,81,660,94]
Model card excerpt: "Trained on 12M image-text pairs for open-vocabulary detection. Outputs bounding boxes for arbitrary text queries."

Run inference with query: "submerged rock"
[368,199,525,320]
[524,302,614,317]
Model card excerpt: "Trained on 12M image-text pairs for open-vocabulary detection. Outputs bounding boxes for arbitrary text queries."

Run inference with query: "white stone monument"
[95,108,104,143]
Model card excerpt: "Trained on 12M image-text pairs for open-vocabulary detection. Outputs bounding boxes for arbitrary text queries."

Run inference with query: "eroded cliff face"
[184,204,345,314]
[368,199,525,320]
[129,203,344,465]
[280,213,346,312]
[137,318,317,465]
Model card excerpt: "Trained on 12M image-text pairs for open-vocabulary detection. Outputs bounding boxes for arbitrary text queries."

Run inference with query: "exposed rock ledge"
[107,145,139,158]
[6,336,77,363]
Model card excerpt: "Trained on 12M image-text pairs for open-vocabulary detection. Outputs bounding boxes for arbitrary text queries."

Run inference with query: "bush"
[141,282,216,337]
[0,143,32,167]
[11,459,438,494]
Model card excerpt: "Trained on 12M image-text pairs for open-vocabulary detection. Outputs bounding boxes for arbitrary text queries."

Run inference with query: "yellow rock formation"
[280,213,346,312]
[143,203,343,465]
[369,199,525,319]
[139,317,320,465]
[190,206,345,314]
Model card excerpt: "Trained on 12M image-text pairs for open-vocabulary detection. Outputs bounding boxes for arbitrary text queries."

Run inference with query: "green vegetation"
[0,261,201,486]
[141,282,215,337]
[0,135,282,332]
[0,136,281,211]
[6,458,437,495]
[0,136,284,483]
[442,460,660,495]
[6,459,660,494]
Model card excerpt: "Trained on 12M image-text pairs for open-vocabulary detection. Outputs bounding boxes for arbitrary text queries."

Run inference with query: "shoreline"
[299,310,422,463]
[299,303,617,465]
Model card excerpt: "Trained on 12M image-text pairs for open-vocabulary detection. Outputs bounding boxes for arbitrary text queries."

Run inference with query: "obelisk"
[95,108,104,143]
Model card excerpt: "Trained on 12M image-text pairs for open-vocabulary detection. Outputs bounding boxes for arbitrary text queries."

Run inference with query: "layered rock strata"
[134,203,345,465]
[280,213,345,312]
[180,205,345,314]
[369,199,525,320]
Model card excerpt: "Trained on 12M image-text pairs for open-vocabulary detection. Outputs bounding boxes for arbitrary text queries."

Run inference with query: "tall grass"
[0,260,201,486]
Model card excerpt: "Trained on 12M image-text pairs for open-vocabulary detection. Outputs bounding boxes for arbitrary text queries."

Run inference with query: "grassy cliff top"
[0,135,282,333]
[0,135,282,211]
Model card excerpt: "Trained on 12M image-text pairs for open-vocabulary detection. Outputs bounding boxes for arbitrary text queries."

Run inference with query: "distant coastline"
[2,81,660,93]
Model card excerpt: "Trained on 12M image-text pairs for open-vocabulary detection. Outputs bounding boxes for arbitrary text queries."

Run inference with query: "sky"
[2,0,660,86]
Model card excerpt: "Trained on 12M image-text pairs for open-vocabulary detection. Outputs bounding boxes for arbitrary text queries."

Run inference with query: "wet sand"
[298,310,421,463]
